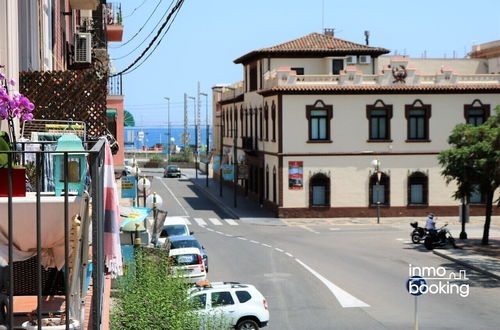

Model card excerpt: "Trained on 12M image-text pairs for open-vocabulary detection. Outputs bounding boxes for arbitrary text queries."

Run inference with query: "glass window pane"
[372,109,386,116]
[410,118,417,139]
[311,118,319,139]
[410,109,425,116]
[469,185,482,203]
[410,184,423,204]
[310,110,327,117]
[312,185,326,205]
[372,185,385,203]
[319,118,326,139]
[417,118,425,138]
[212,291,234,307]
[379,118,386,139]
[371,118,378,139]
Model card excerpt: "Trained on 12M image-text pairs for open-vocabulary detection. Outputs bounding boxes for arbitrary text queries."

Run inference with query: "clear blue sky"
[109,0,500,127]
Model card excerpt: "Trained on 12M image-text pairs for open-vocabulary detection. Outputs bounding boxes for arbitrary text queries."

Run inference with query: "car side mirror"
[190,231,194,235]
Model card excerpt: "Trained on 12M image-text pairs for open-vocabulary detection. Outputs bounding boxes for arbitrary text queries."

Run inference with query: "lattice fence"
[19,69,108,137]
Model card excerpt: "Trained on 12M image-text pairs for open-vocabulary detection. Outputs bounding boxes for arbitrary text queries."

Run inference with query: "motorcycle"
[423,224,457,250]
[410,221,428,244]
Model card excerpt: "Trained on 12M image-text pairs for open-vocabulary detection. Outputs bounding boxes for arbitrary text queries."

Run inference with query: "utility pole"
[197,82,202,156]
[183,93,190,156]
[164,97,170,163]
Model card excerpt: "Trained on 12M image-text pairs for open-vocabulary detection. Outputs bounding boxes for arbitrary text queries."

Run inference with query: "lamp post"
[188,95,198,179]
[200,92,209,187]
[371,159,382,224]
[164,97,170,164]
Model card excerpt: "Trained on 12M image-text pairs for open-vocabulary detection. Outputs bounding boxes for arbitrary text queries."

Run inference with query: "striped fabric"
[103,140,123,277]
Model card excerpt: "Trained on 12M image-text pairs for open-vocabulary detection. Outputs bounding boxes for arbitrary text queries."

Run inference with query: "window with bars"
[407,172,428,205]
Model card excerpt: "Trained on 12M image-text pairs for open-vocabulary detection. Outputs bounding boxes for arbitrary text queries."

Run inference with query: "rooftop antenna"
[321,0,325,31]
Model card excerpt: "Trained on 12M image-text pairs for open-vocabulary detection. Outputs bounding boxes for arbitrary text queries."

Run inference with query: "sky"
[109,0,500,127]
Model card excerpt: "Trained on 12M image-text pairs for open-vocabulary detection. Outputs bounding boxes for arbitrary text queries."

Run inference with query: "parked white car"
[168,247,206,283]
[188,282,269,330]
[155,217,193,247]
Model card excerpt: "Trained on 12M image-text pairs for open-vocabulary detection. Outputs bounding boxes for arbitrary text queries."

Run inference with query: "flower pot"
[0,168,26,197]
[22,318,79,329]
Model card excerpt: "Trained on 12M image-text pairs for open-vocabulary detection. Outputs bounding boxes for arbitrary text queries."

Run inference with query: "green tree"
[438,106,500,245]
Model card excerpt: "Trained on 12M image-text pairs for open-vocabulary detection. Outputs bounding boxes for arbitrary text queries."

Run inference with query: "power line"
[110,0,171,53]
[111,0,185,77]
[118,3,181,76]
[122,0,148,18]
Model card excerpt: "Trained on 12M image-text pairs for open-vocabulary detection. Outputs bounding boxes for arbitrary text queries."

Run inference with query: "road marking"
[209,218,223,226]
[159,179,189,216]
[300,225,320,234]
[275,248,284,252]
[285,252,294,257]
[250,240,260,244]
[295,259,370,308]
[193,218,207,226]
[225,234,233,237]
[183,218,192,225]
[396,238,405,241]
[329,228,341,231]
[237,237,247,241]
[215,231,223,235]
[262,243,272,248]
[205,228,214,232]
[224,219,238,226]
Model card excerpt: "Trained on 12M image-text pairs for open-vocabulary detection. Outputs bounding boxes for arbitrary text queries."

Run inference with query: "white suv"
[188,282,269,330]
[168,247,206,283]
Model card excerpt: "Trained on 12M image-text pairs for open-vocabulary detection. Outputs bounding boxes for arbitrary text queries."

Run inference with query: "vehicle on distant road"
[168,247,206,283]
[164,164,181,178]
[188,281,269,330]
[155,217,193,247]
[168,235,208,272]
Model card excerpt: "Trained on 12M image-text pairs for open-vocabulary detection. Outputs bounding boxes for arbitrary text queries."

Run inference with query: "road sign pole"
[414,296,418,330]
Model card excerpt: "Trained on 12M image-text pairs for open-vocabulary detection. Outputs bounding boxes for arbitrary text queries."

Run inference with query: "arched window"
[265,165,269,200]
[366,99,393,141]
[405,99,431,141]
[309,173,330,207]
[369,172,390,206]
[272,166,277,203]
[264,103,269,141]
[408,171,428,205]
[271,101,276,141]
[464,99,490,126]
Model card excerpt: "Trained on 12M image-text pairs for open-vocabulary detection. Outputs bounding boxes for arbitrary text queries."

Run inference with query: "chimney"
[364,30,370,45]
[324,28,334,37]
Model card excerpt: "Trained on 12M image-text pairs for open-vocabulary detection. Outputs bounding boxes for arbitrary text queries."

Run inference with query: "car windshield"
[171,239,201,249]
[160,225,188,237]
[167,166,179,171]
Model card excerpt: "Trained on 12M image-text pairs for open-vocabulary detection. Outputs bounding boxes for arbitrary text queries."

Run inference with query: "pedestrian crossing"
[182,217,240,227]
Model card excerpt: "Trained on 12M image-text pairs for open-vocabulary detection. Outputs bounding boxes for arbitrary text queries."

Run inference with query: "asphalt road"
[148,171,500,330]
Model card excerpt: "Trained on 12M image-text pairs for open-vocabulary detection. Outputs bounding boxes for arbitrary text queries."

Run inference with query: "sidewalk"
[183,169,285,226]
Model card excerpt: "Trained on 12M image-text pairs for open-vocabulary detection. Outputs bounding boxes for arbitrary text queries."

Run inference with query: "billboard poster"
[288,161,303,190]
[212,155,221,171]
[238,164,248,180]
[121,176,137,199]
[222,164,235,181]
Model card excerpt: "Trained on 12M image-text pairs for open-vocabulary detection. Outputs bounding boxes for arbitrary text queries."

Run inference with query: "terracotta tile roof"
[234,33,390,64]
[259,84,500,95]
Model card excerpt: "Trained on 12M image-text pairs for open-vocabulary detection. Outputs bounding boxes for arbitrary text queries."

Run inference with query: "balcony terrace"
[106,3,123,42]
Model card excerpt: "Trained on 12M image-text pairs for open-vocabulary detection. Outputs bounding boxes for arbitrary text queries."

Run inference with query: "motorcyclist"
[425,213,437,235]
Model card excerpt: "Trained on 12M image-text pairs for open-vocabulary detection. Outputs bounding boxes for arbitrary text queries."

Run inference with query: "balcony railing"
[108,73,123,95]
[106,2,122,25]
[0,139,107,329]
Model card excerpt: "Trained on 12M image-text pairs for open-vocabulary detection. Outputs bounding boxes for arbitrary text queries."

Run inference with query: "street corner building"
[211,30,500,218]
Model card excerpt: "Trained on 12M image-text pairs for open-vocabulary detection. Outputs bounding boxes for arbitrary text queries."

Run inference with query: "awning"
[106,108,118,117]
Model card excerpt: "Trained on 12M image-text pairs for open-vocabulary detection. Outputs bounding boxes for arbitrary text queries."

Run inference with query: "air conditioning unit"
[74,33,92,63]
[359,55,371,64]
[346,55,357,64]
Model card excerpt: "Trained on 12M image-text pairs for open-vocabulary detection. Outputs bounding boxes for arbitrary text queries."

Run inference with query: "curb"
[433,250,500,281]
[188,177,240,220]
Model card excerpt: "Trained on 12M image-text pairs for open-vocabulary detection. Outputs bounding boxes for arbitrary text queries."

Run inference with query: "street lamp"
[200,92,209,188]
[188,95,198,179]
[164,97,170,164]
[371,159,382,224]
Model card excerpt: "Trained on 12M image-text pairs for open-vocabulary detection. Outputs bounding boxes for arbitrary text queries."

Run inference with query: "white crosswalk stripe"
[183,218,191,225]
[193,218,207,226]
[224,219,238,226]
[208,218,223,226]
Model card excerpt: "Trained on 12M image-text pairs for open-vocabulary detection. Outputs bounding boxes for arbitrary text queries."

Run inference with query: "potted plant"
[0,64,35,197]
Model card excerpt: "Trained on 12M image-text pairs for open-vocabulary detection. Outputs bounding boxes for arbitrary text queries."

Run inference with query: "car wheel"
[236,319,259,330]
[411,233,421,244]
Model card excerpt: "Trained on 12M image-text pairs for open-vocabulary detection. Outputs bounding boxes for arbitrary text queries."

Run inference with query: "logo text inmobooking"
[408,264,470,297]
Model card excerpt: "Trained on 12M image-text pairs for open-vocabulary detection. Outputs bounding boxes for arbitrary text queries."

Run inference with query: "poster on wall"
[222,164,235,181]
[212,155,221,171]
[288,161,303,190]
[238,164,248,180]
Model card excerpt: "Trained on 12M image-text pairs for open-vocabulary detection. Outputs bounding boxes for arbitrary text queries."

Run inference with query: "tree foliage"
[438,106,500,244]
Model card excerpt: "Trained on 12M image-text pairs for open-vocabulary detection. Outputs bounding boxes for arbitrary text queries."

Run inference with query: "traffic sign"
[406,276,427,296]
